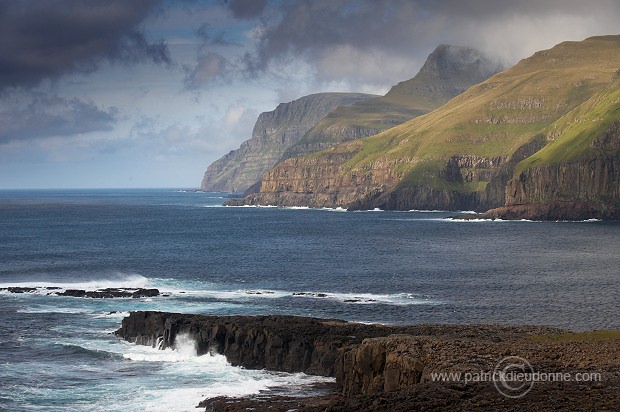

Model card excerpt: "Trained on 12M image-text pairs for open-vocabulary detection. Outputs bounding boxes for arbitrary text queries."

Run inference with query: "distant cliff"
[200,93,376,193]
[241,35,620,220]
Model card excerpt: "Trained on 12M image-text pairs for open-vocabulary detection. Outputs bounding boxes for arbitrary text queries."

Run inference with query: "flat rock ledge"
[116,312,620,411]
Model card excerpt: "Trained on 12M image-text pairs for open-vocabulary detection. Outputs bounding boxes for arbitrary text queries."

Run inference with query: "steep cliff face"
[116,311,392,376]
[247,141,404,208]
[201,93,376,192]
[245,36,620,218]
[279,45,501,162]
[490,78,620,219]
[507,155,620,206]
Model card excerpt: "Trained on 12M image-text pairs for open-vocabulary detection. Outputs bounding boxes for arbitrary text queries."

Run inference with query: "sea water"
[1,189,619,411]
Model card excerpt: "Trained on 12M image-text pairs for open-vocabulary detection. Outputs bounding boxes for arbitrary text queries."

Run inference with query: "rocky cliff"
[201,93,376,193]
[116,312,620,411]
[241,36,620,219]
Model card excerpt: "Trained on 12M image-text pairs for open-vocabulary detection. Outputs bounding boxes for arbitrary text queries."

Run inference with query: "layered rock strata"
[201,93,376,193]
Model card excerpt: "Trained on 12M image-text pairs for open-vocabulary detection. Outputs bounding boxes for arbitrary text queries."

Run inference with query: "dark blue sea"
[1,189,619,410]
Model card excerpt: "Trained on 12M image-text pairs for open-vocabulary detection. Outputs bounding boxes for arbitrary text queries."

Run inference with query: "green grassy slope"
[335,35,620,194]
[515,76,620,174]
[281,45,501,158]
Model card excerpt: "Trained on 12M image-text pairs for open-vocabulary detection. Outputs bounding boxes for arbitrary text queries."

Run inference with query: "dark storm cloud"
[246,0,620,84]
[226,0,266,19]
[0,93,118,143]
[0,0,170,89]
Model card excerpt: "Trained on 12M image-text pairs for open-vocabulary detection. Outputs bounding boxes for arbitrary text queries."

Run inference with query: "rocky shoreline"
[116,312,620,411]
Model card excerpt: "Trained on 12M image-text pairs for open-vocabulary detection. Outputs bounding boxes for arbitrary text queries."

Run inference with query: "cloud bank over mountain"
[1,0,619,188]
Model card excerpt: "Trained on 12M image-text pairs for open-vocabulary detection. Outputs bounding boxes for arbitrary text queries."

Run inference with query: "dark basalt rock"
[58,289,88,297]
[115,312,620,411]
[3,287,38,293]
[131,288,160,298]
[57,288,160,299]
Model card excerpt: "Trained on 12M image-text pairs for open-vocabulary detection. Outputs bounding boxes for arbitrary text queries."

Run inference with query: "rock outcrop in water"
[116,312,620,411]
[0,287,160,298]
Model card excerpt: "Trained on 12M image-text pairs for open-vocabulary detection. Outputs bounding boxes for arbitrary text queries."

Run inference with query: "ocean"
[1,189,619,411]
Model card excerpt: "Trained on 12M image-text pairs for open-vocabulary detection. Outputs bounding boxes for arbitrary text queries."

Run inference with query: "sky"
[1,0,620,189]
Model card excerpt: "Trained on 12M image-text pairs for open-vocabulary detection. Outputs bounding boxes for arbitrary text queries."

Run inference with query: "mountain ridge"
[202,45,500,193]
[280,45,502,161]
[239,35,620,219]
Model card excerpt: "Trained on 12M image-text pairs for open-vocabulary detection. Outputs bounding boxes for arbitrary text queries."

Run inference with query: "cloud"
[0,0,170,89]
[183,52,229,89]
[243,0,620,90]
[0,92,118,143]
[226,0,267,19]
[128,102,258,159]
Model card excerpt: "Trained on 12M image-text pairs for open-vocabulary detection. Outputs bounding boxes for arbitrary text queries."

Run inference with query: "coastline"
[116,312,620,411]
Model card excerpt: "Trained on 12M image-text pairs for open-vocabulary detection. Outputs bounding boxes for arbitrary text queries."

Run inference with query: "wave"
[289,291,439,305]
[0,273,149,292]
[166,288,439,306]
[17,306,95,314]
[117,333,334,411]
[123,333,209,363]
[1,275,440,306]
[443,217,535,223]
[222,204,349,212]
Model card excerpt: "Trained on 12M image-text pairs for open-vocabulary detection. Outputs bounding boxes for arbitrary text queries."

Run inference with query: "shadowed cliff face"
[200,93,377,193]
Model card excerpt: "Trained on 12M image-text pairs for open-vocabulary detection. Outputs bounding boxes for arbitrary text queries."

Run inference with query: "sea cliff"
[233,36,620,220]
[201,93,376,193]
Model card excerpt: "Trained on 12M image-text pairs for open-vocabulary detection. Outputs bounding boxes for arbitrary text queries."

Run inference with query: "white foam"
[137,372,333,412]
[291,291,439,305]
[157,287,438,306]
[407,209,453,213]
[123,334,210,363]
[93,311,130,319]
[443,217,535,223]
[119,334,334,412]
[0,273,149,291]
[16,306,94,314]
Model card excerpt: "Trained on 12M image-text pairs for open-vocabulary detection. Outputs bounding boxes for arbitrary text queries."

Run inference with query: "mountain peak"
[384,44,502,108]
